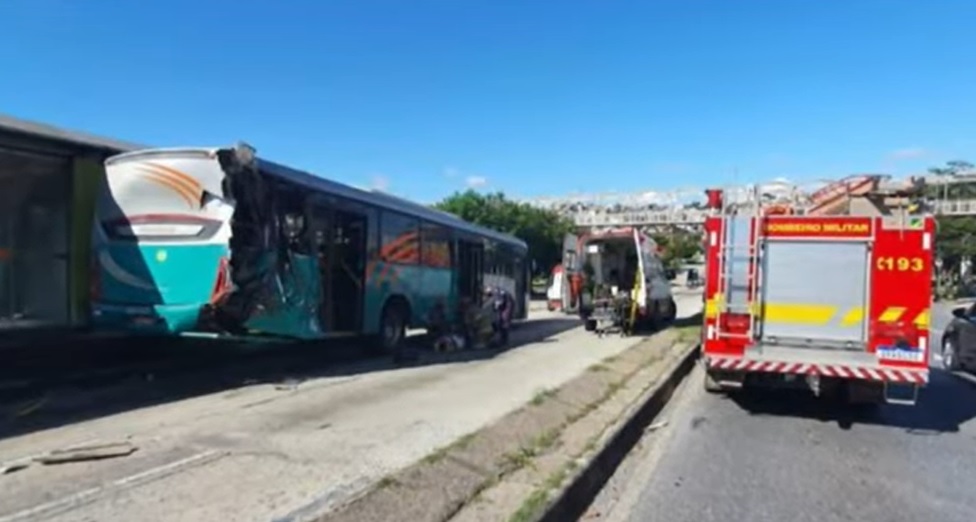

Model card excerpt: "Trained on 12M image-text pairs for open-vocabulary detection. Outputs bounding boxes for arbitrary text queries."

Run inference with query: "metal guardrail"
[572,209,709,226]
[568,199,976,227]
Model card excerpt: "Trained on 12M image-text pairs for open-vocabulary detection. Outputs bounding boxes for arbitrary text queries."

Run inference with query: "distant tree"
[433,190,575,273]
[936,215,976,273]
[926,160,976,200]
[652,230,703,270]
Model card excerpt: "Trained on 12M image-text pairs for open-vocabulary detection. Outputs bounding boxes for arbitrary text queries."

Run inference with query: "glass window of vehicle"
[420,222,452,268]
[380,212,419,264]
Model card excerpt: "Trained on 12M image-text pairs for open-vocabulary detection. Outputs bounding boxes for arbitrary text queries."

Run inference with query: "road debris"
[1,458,32,475]
[645,419,669,433]
[34,441,138,465]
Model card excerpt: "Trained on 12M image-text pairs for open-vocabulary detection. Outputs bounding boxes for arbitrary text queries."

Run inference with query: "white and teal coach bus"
[90,143,529,353]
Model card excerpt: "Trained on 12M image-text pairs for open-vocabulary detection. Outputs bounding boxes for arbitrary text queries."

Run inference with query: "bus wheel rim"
[384,311,402,346]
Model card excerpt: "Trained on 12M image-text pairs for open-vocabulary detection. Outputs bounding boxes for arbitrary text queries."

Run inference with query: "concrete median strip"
[309,325,701,522]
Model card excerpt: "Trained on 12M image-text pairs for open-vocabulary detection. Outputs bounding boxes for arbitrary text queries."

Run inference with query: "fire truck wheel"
[704,371,723,393]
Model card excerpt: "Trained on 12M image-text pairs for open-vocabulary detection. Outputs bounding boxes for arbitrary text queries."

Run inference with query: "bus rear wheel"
[372,300,408,359]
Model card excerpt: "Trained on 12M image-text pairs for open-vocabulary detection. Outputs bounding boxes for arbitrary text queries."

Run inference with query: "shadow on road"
[728,367,976,433]
[671,313,702,329]
[0,316,581,441]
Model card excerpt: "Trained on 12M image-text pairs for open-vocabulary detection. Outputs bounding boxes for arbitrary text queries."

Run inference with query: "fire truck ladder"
[715,212,764,341]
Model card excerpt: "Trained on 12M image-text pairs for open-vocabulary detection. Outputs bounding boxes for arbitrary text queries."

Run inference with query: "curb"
[538,343,701,522]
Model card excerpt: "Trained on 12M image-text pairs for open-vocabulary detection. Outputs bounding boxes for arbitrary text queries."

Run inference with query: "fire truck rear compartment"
[758,240,869,348]
[753,240,890,400]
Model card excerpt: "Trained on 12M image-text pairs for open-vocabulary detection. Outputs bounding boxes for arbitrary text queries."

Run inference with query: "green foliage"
[936,215,976,271]
[651,230,703,269]
[926,160,976,291]
[433,190,575,273]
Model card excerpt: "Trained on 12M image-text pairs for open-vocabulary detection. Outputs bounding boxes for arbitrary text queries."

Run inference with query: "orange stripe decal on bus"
[139,164,204,202]
[144,162,203,194]
[379,232,419,260]
[135,166,197,196]
[140,171,197,207]
[138,171,197,208]
[388,245,419,264]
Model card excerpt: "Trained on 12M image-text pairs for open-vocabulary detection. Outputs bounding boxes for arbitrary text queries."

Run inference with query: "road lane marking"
[950,371,976,386]
[0,450,226,522]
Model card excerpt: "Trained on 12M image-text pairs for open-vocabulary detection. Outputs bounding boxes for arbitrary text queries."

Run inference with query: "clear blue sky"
[2,0,974,202]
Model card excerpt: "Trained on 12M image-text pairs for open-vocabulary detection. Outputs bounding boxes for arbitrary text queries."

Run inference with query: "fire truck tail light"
[721,313,751,331]
[875,322,919,344]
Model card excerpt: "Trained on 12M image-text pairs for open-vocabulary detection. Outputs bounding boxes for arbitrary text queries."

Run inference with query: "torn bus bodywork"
[701,212,934,405]
[203,145,323,339]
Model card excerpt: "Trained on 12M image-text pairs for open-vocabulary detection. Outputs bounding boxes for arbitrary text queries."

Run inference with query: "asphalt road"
[0,295,704,522]
[589,303,976,522]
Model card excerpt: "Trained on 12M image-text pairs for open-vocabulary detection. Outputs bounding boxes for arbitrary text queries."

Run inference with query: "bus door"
[457,238,484,306]
[329,198,370,333]
[307,200,335,332]
[307,196,371,334]
[514,256,528,320]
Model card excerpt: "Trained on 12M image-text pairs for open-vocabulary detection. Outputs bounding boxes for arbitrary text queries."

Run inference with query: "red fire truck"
[701,192,934,405]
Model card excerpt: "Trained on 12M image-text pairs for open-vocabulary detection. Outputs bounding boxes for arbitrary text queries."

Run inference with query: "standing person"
[491,285,513,345]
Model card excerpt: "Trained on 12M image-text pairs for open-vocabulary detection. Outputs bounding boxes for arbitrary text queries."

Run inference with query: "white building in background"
[519,173,976,227]
[520,177,832,219]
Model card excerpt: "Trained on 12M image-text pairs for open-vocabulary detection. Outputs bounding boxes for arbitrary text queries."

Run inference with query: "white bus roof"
[107,147,528,251]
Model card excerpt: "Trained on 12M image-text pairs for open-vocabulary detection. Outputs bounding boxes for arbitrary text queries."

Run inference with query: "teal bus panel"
[363,261,456,335]
[91,243,227,334]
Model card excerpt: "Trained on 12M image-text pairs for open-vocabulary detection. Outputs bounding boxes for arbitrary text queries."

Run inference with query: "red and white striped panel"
[706,357,928,384]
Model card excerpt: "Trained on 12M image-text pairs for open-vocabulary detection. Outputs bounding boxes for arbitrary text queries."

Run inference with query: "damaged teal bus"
[90,143,529,353]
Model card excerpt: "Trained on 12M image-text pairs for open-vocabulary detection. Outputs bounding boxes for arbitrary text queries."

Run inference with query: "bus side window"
[278,189,310,255]
[380,212,419,265]
[420,222,451,268]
